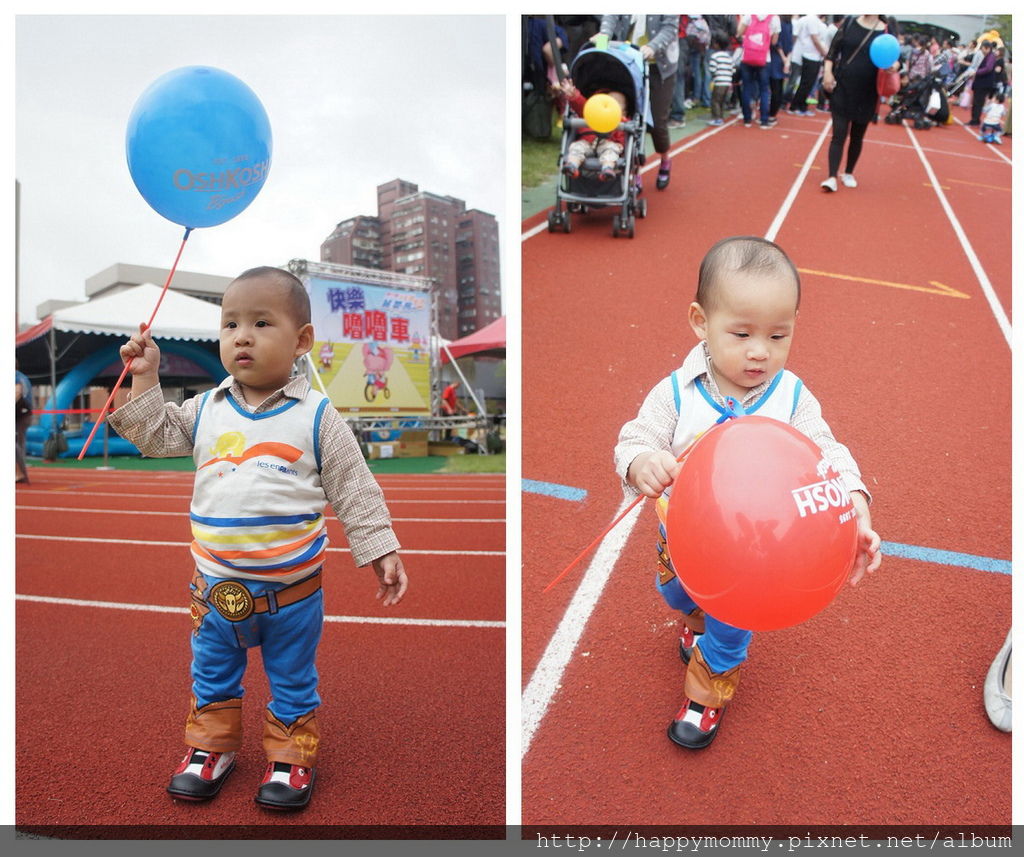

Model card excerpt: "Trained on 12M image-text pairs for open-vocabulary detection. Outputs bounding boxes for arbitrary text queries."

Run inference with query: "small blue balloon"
[869,33,900,69]
[126,66,272,229]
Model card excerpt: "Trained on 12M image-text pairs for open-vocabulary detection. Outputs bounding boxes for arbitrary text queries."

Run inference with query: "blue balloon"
[126,66,272,229]
[869,33,900,69]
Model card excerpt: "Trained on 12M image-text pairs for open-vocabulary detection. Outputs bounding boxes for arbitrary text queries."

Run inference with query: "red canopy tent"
[440,315,505,364]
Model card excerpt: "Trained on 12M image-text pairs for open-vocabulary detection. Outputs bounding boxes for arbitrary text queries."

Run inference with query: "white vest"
[666,368,804,493]
[190,388,332,584]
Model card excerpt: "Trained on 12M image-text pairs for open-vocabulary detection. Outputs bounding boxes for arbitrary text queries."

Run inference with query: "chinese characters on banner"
[305,276,433,415]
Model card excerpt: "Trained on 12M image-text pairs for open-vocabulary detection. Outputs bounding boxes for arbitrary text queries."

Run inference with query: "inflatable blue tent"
[16,283,228,457]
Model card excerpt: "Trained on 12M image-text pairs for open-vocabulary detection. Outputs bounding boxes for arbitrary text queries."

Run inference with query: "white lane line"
[15,594,503,629]
[15,533,504,557]
[953,116,1012,165]
[781,122,1009,164]
[520,127,832,760]
[765,119,832,241]
[15,505,504,524]
[905,123,1011,346]
[521,497,645,759]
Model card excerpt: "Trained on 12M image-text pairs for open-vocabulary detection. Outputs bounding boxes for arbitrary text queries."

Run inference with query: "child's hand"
[560,78,578,98]
[628,450,681,499]
[120,323,161,377]
[372,551,408,607]
[848,492,881,586]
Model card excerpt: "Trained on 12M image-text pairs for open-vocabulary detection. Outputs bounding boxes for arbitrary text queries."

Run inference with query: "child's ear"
[295,323,315,357]
[688,302,709,340]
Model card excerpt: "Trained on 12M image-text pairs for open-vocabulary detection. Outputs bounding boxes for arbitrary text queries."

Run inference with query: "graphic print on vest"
[200,431,303,479]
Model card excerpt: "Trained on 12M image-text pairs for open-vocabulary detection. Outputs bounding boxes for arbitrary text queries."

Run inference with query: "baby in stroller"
[548,41,650,237]
[560,80,630,180]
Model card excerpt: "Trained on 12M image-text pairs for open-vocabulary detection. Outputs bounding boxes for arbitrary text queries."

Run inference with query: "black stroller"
[885,72,950,128]
[547,41,652,238]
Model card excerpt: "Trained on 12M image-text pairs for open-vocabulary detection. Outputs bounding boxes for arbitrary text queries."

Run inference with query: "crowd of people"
[526,15,1012,190]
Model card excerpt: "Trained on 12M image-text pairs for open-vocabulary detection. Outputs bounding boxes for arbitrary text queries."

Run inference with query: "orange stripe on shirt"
[199,442,304,470]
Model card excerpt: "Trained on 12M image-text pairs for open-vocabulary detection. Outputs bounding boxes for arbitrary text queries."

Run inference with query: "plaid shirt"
[107,376,400,568]
[614,342,870,500]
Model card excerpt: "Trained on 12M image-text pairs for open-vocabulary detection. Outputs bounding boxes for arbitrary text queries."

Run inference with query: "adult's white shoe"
[984,630,1012,732]
[840,173,858,188]
[820,176,838,192]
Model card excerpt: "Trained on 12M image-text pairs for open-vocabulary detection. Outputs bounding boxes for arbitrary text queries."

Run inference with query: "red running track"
[15,467,505,832]
[522,107,1010,827]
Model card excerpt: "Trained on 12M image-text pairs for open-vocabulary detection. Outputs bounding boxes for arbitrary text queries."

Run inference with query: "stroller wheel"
[547,211,568,233]
[612,215,635,238]
[562,212,572,233]
[567,203,582,213]
[635,198,648,219]
[884,113,899,124]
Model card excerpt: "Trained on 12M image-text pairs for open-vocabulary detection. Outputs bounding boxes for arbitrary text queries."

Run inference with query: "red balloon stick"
[542,432,705,593]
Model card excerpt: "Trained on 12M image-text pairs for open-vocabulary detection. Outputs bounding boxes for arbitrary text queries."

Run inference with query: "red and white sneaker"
[255,762,316,810]
[677,619,704,664]
[167,747,236,800]
[668,697,723,749]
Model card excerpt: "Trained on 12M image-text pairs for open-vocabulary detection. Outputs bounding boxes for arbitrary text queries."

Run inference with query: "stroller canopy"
[570,43,653,125]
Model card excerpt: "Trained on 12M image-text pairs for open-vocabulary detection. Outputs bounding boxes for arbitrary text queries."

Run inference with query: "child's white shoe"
[167,747,236,801]
[820,176,838,192]
[255,761,316,810]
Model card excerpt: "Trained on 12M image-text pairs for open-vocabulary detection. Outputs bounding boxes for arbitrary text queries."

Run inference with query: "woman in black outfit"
[819,14,896,192]
[968,41,999,126]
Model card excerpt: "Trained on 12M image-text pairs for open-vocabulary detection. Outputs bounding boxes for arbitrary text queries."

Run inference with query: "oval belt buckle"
[209,580,255,622]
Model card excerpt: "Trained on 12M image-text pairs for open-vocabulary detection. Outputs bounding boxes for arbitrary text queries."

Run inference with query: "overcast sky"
[14,14,507,325]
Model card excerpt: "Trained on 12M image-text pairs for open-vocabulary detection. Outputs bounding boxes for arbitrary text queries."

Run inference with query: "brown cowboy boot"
[255,709,319,810]
[668,645,740,749]
[168,697,242,800]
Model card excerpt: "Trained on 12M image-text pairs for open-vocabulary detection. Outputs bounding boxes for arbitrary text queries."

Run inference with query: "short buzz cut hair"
[695,236,801,312]
[229,266,311,326]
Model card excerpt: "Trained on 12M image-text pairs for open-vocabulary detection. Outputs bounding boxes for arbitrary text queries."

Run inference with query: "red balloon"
[666,416,858,631]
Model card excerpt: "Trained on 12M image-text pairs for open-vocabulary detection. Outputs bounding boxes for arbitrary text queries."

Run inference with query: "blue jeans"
[690,52,710,105]
[740,61,771,124]
[191,569,324,724]
[670,37,690,120]
[656,573,752,674]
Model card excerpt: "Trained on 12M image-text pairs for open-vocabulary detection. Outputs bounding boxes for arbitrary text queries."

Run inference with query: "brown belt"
[192,569,322,623]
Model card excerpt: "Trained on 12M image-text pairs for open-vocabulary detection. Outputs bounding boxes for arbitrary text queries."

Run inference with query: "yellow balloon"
[583,94,623,133]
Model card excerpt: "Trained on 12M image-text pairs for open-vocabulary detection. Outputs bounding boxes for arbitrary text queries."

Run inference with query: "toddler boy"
[109,266,407,808]
[614,237,880,749]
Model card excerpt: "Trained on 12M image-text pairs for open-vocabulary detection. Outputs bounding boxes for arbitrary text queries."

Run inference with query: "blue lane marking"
[522,479,588,502]
[882,541,1011,575]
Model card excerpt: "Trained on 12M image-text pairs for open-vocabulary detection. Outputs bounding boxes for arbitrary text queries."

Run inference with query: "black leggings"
[791,59,822,111]
[971,85,995,124]
[648,68,677,155]
[827,111,869,177]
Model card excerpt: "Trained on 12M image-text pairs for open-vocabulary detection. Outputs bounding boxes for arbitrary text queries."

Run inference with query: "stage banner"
[306,275,432,415]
